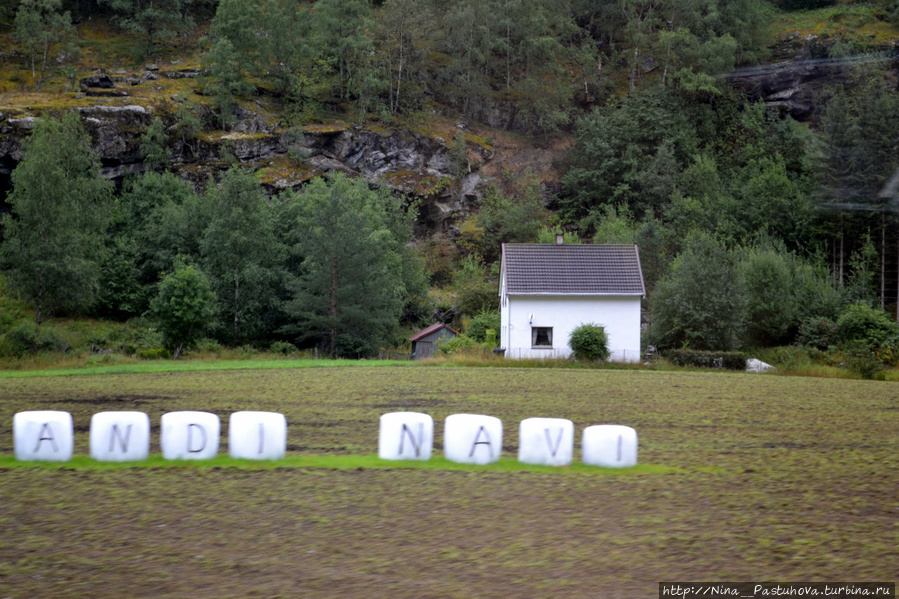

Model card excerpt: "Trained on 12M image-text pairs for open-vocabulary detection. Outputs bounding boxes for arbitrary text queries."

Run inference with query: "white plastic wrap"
[228,411,287,460]
[518,417,574,466]
[160,411,220,460]
[582,424,638,468]
[444,413,503,465]
[378,412,433,460]
[14,410,74,462]
[90,411,150,462]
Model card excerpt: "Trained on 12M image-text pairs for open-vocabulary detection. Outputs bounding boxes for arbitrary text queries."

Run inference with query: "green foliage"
[148,261,217,355]
[591,205,638,245]
[1,112,112,324]
[452,256,498,319]
[560,86,698,227]
[834,302,899,350]
[569,323,611,362]
[843,233,878,307]
[666,349,748,370]
[651,232,746,351]
[466,176,546,262]
[201,37,255,128]
[269,340,298,355]
[99,0,194,50]
[436,333,482,355]
[14,0,74,91]
[280,173,415,358]
[140,116,170,172]
[466,310,500,343]
[798,316,839,350]
[842,341,885,380]
[0,321,68,357]
[201,167,282,345]
[740,246,839,347]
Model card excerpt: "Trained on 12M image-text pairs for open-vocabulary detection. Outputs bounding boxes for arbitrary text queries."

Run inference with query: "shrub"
[798,316,839,350]
[466,310,500,343]
[192,337,223,354]
[269,341,298,355]
[667,349,747,370]
[835,303,899,349]
[1,322,68,357]
[437,334,482,355]
[569,323,611,362]
[842,341,885,380]
[137,348,169,360]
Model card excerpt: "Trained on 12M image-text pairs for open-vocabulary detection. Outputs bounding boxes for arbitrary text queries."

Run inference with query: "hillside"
[0,0,898,368]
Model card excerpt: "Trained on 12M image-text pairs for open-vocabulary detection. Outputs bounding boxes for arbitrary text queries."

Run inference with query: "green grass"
[0,453,682,475]
[770,2,899,45]
[0,357,420,378]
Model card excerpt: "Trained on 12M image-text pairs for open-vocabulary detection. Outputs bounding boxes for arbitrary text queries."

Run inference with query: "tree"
[140,116,170,172]
[14,0,74,91]
[149,261,217,358]
[559,86,698,227]
[375,0,432,115]
[0,112,111,324]
[200,37,254,128]
[651,232,746,350]
[201,167,281,345]
[99,0,195,50]
[281,173,412,358]
[313,0,380,115]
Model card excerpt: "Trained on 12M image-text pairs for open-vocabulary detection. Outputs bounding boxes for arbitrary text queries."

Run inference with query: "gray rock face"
[0,105,485,234]
[79,74,115,89]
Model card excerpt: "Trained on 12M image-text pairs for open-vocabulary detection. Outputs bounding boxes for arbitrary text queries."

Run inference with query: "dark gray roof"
[502,244,645,295]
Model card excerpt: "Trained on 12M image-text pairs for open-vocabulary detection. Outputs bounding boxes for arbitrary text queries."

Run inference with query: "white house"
[499,242,645,361]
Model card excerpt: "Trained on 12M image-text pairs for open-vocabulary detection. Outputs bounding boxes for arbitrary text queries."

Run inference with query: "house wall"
[501,295,642,361]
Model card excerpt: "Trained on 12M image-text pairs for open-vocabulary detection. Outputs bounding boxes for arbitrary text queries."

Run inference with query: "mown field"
[0,365,896,598]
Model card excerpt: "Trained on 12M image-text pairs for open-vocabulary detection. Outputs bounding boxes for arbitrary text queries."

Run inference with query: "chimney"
[555,232,564,245]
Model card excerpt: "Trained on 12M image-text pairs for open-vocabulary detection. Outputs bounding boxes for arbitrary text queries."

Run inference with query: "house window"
[532,327,553,348]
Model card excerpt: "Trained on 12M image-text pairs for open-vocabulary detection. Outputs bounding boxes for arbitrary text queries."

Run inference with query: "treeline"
[6,0,778,133]
[0,112,427,358]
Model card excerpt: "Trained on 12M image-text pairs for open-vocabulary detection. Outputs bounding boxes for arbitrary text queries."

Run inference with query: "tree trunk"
[330,254,339,357]
[881,212,886,310]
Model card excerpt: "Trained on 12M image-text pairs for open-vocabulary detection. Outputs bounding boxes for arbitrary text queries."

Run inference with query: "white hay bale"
[444,413,503,465]
[160,411,220,460]
[379,412,433,460]
[518,417,574,466]
[90,411,150,462]
[746,358,773,373]
[582,424,638,468]
[14,410,74,462]
[228,411,287,460]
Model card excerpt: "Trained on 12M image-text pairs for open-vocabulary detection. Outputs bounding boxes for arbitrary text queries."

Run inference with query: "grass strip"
[0,358,422,378]
[0,453,685,475]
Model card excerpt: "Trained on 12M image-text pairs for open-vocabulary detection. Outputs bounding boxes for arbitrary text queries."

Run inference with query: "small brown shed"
[409,323,459,360]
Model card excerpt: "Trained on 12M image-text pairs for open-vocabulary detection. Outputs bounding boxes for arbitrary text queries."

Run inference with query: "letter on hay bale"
[14,410,74,462]
[90,411,150,462]
[444,414,502,465]
[518,417,574,466]
[228,411,287,460]
[379,412,433,460]
[582,425,638,468]
[161,411,220,460]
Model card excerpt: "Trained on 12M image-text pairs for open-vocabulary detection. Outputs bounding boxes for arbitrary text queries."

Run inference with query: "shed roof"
[409,323,459,342]
[501,243,645,295]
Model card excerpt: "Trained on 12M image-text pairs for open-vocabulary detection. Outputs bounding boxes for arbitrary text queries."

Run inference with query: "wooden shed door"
[416,341,434,359]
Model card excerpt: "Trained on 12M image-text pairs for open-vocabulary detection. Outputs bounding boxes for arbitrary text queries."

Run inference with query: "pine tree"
[281,173,411,358]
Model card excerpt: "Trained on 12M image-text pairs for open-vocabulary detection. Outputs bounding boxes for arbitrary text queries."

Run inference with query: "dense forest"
[0,0,898,370]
